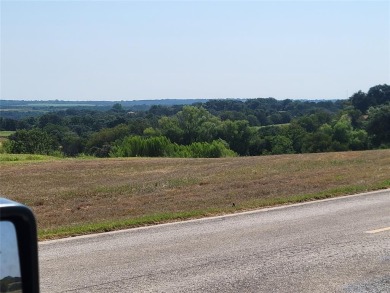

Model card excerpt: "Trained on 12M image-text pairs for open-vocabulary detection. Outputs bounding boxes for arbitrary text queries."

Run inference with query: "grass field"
[0,150,389,240]
[0,131,15,137]
[0,154,61,162]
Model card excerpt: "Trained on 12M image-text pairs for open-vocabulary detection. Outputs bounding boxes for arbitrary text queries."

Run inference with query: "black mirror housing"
[0,198,40,293]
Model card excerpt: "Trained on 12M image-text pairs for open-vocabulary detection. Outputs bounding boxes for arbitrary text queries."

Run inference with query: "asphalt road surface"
[39,190,390,292]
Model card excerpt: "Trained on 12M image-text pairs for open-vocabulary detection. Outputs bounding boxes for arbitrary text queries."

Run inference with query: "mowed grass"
[0,150,389,240]
[0,154,61,162]
[0,131,15,137]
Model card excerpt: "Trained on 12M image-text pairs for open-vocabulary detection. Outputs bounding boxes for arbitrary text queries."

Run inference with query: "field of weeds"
[0,150,389,239]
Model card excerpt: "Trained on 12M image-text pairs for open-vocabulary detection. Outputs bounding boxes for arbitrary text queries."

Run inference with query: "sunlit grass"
[0,131,15,137]
[0,153,60,162]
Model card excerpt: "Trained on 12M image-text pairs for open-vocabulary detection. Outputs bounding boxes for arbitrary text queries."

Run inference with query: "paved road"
[39,190,390,292]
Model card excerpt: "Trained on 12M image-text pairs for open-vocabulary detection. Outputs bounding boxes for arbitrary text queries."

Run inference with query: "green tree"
[350,91,370,113]
[86,124,130,156]
[158,116,184,144]
[350,84,390,114]
[248,135,267,156]
[111,103,125,112]
[217,120,253,155]
[366,84,390,106]
[38,113,63,128]
[270,135,294,155]
[286,122,308,153]
[7,129,58,155]
[349,129,368,150]
[61,131,84,156]
[159,106,220,145]
[366,104,390,147]
[332,115,353,148]
[176,106,220,144]
[302,125,333,153]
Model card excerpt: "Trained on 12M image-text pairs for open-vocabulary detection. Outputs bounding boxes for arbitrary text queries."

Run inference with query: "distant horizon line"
[0,97,343,102]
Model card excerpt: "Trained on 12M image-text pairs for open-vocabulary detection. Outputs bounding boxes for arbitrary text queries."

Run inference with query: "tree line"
[1,84,389,158]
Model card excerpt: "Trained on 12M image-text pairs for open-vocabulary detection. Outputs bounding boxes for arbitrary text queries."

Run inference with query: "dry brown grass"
[1,150,389,237]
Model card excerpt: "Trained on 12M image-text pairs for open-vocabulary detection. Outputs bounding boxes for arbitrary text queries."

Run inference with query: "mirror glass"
[0,221,22,292]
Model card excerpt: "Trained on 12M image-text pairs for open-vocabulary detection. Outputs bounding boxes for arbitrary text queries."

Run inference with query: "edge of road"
[39,188,390,245]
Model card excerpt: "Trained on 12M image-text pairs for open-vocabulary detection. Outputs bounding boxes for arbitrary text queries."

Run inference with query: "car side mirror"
[0,198,40,293]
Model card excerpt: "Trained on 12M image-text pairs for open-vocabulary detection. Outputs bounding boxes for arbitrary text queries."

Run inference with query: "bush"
[110,136,177,157]
[7,129,58,155]
[110,136,236,158]
[185,139,237,158]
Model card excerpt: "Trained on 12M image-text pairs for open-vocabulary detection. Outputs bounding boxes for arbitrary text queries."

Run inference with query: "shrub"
[7,129,58,155]
[110,136,236,158]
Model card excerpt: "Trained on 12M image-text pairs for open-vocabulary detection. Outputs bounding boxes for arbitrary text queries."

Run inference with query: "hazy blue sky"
[1,0,389,101]
[0,221,21,279]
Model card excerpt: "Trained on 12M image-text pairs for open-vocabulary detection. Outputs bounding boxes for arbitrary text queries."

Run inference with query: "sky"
[0,221,21,279]
[1,0,389,101]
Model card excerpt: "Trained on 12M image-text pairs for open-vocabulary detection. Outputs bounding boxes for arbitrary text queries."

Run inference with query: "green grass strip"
[0,131,15,137]
[0,153,61,162]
